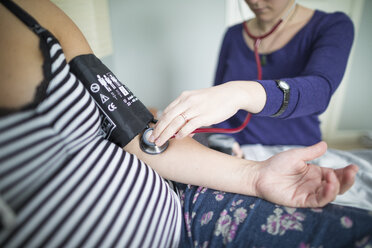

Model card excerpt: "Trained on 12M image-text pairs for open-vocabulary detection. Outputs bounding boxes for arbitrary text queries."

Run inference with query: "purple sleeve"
[214,28,232,85]
[257,12,354,118]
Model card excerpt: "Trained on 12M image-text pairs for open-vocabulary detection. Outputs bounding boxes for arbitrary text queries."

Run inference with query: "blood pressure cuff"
[70,54,154,147]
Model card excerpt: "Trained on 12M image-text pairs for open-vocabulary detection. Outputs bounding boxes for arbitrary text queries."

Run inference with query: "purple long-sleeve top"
[213,10,354,146]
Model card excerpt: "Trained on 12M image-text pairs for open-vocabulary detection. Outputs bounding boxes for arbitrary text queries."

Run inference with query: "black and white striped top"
[0,1,182,247]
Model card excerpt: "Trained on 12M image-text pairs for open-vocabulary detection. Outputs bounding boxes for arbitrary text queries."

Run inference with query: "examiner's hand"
[255,141,358,208]
[149,84,241,146]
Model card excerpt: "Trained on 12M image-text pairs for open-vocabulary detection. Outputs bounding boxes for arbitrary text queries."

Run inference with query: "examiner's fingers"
[175,119,199,139]
[150,105,187,142]
[154,114,186,146]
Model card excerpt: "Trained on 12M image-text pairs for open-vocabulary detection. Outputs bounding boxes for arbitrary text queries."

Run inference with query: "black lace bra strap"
[0,0,47,36]
[0,0,54,117]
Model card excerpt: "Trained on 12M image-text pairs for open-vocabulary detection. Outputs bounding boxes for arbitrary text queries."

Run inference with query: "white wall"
[338,0,372,131]
[102,0,226,110]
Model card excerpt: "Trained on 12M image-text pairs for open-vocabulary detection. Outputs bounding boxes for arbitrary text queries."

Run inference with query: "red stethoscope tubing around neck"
[182,18,283,136]
[243,19,283,81]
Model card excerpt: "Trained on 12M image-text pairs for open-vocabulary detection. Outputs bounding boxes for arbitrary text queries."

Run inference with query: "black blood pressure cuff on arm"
[69,54,154,147]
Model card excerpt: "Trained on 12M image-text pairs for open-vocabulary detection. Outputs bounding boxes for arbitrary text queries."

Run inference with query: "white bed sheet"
[241,144,372,211]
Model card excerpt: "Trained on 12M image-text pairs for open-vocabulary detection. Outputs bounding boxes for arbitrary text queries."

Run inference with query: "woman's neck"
[254,18,280,34]
[254,1,297,34]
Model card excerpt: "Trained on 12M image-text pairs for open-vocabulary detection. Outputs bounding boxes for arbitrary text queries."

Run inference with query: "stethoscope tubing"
[191,112,252,135]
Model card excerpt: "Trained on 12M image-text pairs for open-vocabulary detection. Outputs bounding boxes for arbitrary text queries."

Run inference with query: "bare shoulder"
[16,0,93,61]
[0,0,92,109]
[0,0,43,109]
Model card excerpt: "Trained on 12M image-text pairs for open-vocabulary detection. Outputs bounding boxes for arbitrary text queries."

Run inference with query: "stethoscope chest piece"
[140,128,169,155]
